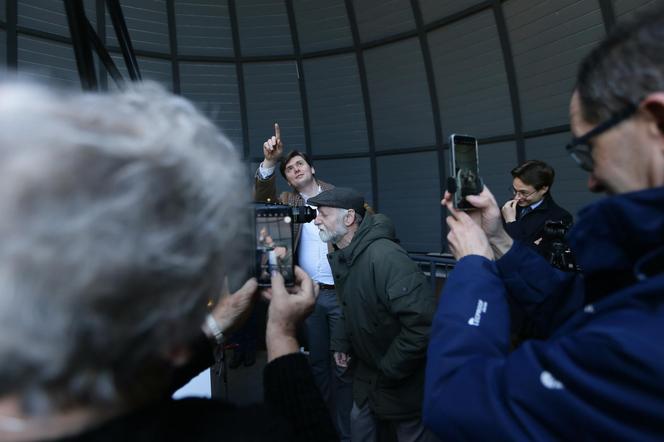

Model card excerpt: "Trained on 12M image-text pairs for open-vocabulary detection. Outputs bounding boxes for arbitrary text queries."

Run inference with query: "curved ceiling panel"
[614,0,659,20]
[419,0,487,24]
[504,0,605,131]
[174,1,234,57]
[364,37,435,150]
[105,0,170,53]
[316,157,374,206]
[429,8,514,140]
[7,0,648,251]
[17,35,79,86]
[478,141,518,206]
[243,61,304,158]
[18,0,68,37]
[377,151,442,252]
[293,0,352,53]
[303,53,368,156]
[179,62,242,148]
[236,0,293,56]
[353,0,415,43]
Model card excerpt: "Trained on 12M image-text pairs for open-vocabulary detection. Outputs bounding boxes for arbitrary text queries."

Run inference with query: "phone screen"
[450,134,481,210]
[255,205,294,287]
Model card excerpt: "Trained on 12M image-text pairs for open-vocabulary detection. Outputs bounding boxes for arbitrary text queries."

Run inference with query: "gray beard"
[319,225,348,244]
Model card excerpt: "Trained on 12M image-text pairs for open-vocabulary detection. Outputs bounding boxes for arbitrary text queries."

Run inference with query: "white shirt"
[258,162,334,285]
[529,199,545,210]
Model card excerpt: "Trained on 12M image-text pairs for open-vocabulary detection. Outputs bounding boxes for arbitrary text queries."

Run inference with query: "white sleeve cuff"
[258,162,276,179]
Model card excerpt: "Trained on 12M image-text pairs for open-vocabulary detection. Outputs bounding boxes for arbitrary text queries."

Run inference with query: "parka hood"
[339,213,396,265]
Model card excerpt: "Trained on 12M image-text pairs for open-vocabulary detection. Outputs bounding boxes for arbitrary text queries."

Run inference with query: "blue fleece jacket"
[424,186,664,440]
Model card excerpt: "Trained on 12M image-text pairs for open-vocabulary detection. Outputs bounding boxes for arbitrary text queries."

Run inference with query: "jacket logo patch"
[540,371,565,390]
[467,299,488,326]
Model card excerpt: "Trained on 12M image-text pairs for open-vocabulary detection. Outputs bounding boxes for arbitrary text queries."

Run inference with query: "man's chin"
[318,232,333,243]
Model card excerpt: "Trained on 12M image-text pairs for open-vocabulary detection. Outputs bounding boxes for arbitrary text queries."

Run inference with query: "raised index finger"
[274,123,281,140]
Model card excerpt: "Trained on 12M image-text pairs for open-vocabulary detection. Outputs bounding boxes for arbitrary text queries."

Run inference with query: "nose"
[314,214,322,225]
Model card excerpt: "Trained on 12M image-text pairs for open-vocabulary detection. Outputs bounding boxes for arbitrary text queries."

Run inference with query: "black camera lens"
[291,205,317,223]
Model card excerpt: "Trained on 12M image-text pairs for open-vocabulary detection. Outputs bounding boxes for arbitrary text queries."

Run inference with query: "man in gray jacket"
[309,187,438,442]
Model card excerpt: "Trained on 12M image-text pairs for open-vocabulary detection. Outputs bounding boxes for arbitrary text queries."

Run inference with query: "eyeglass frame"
[509,186,539,199]
[565,102,639,172]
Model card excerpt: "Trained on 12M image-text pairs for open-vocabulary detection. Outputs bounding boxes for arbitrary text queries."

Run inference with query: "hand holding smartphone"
[255,204,295,287]
[448,134,483,210]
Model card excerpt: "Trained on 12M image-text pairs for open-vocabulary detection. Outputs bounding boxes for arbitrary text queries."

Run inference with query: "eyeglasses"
[509,187,537,199]
[566,102,638,172]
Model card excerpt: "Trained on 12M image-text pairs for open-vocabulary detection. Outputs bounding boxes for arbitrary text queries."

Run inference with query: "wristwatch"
[205,314,225,345]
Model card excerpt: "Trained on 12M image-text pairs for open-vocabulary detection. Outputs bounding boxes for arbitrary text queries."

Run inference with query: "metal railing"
[409,253,457,297]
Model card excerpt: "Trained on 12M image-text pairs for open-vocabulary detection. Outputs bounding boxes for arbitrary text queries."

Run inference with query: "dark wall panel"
[419,0,486,24]
[18,35,79,87]
[478,141,518,206]
[614,0,659,21]
[377,151,441,253]
[364,37,435,150]
[303,53,368,155]
[504,0,605,131]
[293,0,352,53]
[353,0,415,43]
[105,0,170,53]
[429,9,513,139]
[174,1,234,57]
[237,0,293,56]
[110,53,172,90]
[20,0,64,36]
[315,157,373,206]
[525,132,601,219]
[179,62,242,149]
[243,61,304,159]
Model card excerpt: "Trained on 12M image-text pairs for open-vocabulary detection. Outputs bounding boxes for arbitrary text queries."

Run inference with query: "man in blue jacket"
[424,5,664,441]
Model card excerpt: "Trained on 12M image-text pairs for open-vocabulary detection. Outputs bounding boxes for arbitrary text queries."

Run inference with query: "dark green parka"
[329,213,435,420]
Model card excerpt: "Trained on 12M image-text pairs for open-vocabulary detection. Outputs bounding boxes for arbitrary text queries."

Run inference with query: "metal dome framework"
[0,0,656,251]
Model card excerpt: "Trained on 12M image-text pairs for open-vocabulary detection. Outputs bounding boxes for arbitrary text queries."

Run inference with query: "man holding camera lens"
[501,160,572,249]
[254,124,352,441]
[423,6,664,440]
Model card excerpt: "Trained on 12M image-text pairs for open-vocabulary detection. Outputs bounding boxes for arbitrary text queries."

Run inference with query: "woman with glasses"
[501,160,573,250]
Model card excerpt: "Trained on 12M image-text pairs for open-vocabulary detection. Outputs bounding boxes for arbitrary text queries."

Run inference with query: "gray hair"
[0,81,248,410]
[576,4,664,122]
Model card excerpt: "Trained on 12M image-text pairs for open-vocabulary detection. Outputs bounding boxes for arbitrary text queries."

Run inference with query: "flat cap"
[308,187,366,217]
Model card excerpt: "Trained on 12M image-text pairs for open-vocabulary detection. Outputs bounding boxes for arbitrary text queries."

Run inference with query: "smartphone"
[449,134,482,210]
[254,203,295,287]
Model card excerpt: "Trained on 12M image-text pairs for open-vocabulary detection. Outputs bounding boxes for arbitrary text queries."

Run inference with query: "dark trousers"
[304,288,353,441]
[351,401,440,442]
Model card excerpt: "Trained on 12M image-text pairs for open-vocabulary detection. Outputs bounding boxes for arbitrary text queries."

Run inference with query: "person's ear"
[344,209,355,227]
[541,185,550,195]
[311,166,316,176]
[642,93,664,135]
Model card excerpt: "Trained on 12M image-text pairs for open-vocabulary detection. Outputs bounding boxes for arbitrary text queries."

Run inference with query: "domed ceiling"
[0,0,656,251]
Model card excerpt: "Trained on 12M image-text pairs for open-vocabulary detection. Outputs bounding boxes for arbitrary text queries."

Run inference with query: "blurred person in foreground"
[0,81,335,441]
[423,5,664,440]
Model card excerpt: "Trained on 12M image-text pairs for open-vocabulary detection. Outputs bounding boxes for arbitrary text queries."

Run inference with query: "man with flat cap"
[309,187,438,442]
